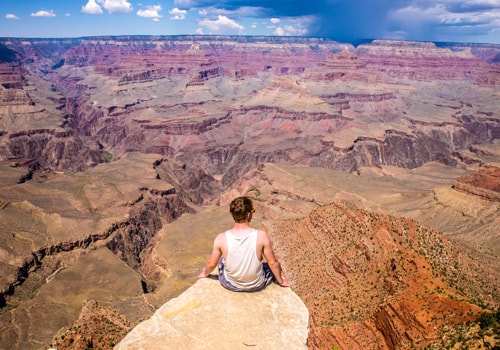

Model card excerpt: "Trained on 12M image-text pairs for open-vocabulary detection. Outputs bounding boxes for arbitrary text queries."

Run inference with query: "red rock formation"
[50,300,130,350]
[268,202,495,349]
[0,63,32,105]
[452,165,500,201]
[355,40,495,84]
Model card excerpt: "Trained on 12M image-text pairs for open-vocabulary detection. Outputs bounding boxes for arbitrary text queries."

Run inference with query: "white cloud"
[394,2,500,26]
[270,16,312,36]
[169,8,187,20]
[138,5,162,20]
[5,13,20,20]
[273,25,308,36]
[100,0,133,14]
[283,24,308,36]
[31,10,56,17]
[196,27,205,34]
[82,0,103,14]
[198,15,244,34]
[82,0,133,15]
[390,2,500,42]
[274,27,286,36]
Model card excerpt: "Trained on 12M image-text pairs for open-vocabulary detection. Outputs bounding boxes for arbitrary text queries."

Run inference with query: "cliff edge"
[114,277,309,349]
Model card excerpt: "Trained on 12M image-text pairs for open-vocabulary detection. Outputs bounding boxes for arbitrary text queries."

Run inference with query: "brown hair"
[229,196,253,223]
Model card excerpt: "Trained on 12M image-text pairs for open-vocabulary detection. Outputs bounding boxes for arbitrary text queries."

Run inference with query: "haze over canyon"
[0,35,499,349]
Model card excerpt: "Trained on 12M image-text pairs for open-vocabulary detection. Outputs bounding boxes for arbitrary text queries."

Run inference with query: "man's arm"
[197,234,223,279]
[260,231,290,287]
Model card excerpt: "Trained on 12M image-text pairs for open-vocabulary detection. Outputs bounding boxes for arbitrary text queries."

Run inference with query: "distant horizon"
[1,34,499,48]
[1,1,500,45]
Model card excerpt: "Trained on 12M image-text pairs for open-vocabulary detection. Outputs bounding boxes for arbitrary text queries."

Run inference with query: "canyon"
[0,35,498,349]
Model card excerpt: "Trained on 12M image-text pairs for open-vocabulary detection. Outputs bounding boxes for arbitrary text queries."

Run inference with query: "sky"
[1,0,499,44]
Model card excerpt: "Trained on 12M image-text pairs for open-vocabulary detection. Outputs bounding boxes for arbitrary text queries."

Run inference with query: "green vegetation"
[248,188,266,202]
[423,309,500,349]
[479,309,500,333]
[104,151,113,162]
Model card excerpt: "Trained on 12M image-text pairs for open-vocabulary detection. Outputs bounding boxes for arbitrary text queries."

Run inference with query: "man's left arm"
[260,231,290,287]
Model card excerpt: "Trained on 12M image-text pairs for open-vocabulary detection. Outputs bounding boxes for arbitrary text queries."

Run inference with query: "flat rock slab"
[115,277,309,349]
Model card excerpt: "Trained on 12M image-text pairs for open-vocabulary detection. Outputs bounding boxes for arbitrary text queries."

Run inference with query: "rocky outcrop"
[5,130,106,171]
[51,300,131,350]
[452,165,500,201]
[267,201,496,349]
[115,278,309,350]
[354,40,496,84]
[0,62,32,106]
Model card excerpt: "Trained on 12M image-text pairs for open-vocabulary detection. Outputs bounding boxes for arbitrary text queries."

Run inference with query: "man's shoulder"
[255,229,270,242]
[215,231,227,241]
[214,231,227,244]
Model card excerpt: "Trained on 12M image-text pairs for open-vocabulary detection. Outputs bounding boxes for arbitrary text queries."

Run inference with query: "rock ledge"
[115,277,309,349]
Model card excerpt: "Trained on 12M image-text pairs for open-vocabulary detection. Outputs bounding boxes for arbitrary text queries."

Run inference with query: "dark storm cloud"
[177,0,409,42]
[306,0,413,42]
[175,0,500,43]
[446,1,500,13]
[176,0,324,17]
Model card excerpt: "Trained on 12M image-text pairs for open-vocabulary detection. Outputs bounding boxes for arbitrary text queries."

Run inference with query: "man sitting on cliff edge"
[197,196,290,291]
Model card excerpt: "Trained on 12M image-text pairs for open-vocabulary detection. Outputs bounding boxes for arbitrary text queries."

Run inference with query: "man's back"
[197,196,290,290]
[224,229,267,288]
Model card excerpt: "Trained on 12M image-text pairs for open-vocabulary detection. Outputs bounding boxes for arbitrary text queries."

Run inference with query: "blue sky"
[1,0,499,44]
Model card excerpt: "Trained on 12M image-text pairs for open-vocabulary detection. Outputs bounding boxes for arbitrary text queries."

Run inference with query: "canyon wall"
[0,37,498,179]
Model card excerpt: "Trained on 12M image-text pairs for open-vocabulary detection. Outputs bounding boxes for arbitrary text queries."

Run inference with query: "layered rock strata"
[267,201,495,349]
[0,153,193,349]
[452,165,500,201]
[0,36,498,178]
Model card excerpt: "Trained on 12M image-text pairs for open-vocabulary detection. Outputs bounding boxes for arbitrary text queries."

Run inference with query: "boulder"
[115,277,309,349]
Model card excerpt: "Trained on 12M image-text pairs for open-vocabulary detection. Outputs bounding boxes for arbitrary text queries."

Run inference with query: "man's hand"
[278,278,291,287]
[197,268,207,279]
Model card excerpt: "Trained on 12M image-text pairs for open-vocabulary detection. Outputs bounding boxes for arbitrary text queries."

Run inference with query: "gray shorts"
[217,258,274,292]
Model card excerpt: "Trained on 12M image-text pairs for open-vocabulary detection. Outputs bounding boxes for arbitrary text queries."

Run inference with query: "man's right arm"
[197,234,223,279]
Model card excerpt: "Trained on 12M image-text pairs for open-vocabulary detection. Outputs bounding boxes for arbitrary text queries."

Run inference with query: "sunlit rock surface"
[115,277,309,350]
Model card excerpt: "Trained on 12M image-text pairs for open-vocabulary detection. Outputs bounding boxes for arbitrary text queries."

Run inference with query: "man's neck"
[232,222,251,230]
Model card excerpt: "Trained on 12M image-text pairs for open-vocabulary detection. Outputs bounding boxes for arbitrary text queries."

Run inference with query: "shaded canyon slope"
[0,36,498,349]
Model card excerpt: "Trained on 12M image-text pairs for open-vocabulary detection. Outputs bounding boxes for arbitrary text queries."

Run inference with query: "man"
[197,196,290,291]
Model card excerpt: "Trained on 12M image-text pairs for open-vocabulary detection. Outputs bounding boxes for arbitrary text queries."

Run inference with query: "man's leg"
[262,263,275,286]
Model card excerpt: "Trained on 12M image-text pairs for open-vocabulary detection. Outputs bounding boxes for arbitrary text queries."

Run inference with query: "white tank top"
[223,229,266,289]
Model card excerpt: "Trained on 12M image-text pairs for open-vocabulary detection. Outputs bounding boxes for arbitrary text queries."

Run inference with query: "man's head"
[229,196,254,223]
